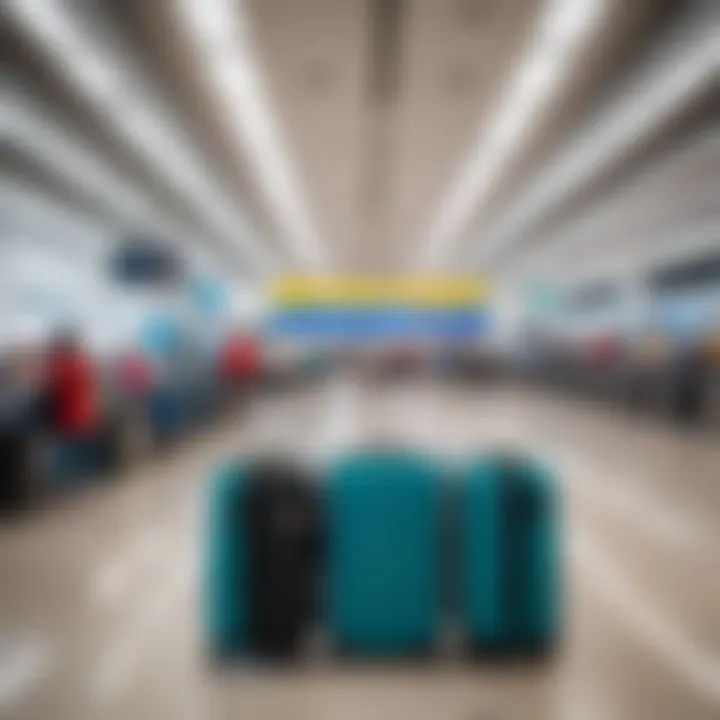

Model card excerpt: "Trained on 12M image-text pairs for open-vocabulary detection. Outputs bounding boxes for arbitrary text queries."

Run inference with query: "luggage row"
[525,349,720,427]
[204,448,561,663]
[0,328,264,517]
[516,245,720,428]
[0,380,251,517]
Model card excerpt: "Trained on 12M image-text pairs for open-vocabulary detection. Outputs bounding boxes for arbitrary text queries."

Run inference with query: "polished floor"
[1,377,719,719]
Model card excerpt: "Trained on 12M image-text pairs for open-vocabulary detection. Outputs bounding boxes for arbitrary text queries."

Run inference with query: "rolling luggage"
[148,385,187,442]
[48,433,99,486]
[94,409,148,474]
[462,453,561,656]
[0,425,38,516]
[204,458,318,660]
[326,448,442,656]
[0,390,44,515]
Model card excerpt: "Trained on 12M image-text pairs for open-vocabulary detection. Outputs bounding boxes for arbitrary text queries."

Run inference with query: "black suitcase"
[204,457,319,661]
[0,388,46,516]
[95,407,150,474]
[0,424,39,516]
[245,461,318,658]
[94,415,128,475]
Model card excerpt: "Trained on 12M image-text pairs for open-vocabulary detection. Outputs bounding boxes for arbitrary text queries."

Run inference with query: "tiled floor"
[1,378,719,719]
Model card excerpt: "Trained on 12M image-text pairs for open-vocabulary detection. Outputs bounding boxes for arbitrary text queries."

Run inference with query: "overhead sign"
[138,313,182,358]
[111,234,184,288]
[268,275,490,342]
[271,275,488,307]
[191,277,227,316]
[522,279,564,318]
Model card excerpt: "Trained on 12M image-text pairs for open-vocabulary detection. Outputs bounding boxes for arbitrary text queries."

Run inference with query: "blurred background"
[0,0,718,718]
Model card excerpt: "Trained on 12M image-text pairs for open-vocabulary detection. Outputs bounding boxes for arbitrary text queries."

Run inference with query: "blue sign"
[191,278,226,316]
[111,235,184,288]
[652,287,720,342]
[139,314,181,358]
[268,307,489,342]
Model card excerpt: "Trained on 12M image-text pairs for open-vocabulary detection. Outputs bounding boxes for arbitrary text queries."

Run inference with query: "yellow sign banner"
[270,276,489,307]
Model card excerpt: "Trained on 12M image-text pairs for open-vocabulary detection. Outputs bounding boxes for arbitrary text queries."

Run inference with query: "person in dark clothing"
[0,347,46,514]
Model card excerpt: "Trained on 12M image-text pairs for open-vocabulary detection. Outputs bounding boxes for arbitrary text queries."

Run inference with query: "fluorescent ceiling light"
[4,0,274,274]
[513,130,720,274]
[473,15,718,267]
[0,95,224,273]
[526,223,720,285]
[418,0,606,267]
[184,0,242,47]
[176,0,326,269]
[5,0,133,98]
[544,0,604,42]
[1,92,168,227]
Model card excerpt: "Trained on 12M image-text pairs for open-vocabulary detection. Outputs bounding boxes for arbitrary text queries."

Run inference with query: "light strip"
[0,83,234,272]
[473,15,718,267]
[524,223,720,287]
[510,129,720,273]
[4,0,274,274]
[417,0,607,267]
[174,0,326,269]
[0,84,223,273]
[1,91,155,225]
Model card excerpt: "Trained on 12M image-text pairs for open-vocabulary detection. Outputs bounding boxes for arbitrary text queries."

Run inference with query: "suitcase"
[189,377,224,425]
[94,410,148,474]
[0,425,38,516]
[48,432,100,486]
[326,448,442,656]
[203,458,318,660]
[148,386,187,441]
[462,452,561,656]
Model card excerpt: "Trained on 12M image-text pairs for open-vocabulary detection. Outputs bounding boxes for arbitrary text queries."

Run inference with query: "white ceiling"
[247,0,543,268]
[0,0,717,281]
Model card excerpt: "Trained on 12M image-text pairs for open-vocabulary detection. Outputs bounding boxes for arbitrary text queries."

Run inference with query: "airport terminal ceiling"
[1,0,717,291]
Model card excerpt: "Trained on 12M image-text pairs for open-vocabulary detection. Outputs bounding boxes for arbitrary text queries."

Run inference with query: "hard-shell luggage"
[48,433,99,486]
[94,409,148,473]
[0,390,44,515]
[0,425,38,516]
[462,452,561,656]
[188,376,223,425]
[326,448,442,656]
[204,464,247,658]
[148,386,188,441]
[203,458,318,660]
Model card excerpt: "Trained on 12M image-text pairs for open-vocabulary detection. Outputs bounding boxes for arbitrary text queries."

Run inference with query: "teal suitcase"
[326,448,442,656]
[461,454,561,654]
[462,453,561,655]
[203,463,248,658]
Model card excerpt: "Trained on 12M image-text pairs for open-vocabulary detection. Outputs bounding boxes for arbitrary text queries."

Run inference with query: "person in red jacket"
[46,331,99,437]
[44,331,100,482]
[218,333,261,385]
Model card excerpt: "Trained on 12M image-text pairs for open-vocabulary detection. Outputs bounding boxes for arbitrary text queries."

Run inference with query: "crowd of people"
[0,327,262,515]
